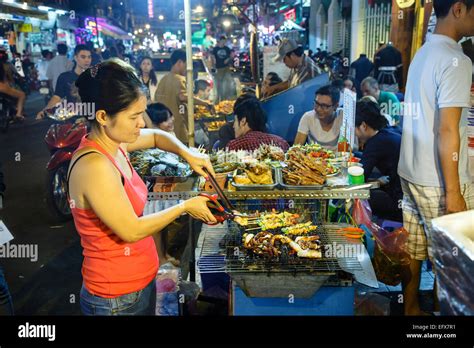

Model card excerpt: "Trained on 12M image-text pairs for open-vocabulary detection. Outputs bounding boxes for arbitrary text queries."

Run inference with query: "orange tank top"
[69,135,158,298]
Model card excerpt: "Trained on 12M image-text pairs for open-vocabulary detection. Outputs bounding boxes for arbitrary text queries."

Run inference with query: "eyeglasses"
[314,101,335,110]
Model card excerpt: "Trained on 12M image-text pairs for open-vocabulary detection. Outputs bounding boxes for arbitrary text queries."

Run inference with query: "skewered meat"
[282,222,318,236]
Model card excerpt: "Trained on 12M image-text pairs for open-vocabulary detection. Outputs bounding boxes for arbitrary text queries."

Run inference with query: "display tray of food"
[230,162,279,190]
[215,100,235,115]
[130,149,193,183]
[205,120,227,132]
[194,105,226,121]
[281,144,342,189]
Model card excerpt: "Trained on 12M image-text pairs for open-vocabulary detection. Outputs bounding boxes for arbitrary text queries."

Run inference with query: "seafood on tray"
[242,232,322,259]
[233,163,273,185]
[130,149,192,177]
[283,146,328,185]
[255,143,285,162]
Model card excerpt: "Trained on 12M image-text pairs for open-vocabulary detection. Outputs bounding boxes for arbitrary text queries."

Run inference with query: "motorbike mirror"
[45,101,76,121]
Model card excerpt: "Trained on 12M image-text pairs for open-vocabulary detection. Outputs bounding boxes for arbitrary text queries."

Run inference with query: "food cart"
[143,153,379,316]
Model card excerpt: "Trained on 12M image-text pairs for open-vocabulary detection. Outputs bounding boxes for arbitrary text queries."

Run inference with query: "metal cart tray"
[230,167,280,191]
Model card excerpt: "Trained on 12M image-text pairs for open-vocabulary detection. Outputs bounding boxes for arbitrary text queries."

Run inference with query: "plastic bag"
[370,223,411,286]
[155,263,180,316]
[355,291,391,316]
[352,199,373,227]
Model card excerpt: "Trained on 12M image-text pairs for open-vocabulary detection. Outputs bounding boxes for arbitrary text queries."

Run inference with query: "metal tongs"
[200,168,253,225]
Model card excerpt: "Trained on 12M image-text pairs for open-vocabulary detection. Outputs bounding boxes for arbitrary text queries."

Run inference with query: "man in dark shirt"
[374,43,403,89]
[211,36,234,102]
[350,54,374,97]
[36,45,92,119]
[355,100,402,221]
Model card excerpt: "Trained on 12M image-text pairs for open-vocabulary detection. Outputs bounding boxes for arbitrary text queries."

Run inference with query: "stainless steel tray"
[230,167,279,191]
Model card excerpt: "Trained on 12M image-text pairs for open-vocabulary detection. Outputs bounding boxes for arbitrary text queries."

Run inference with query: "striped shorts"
[400,178,474,261]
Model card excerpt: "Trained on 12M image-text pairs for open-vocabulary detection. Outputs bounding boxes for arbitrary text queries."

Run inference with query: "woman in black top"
[355,100,403,221]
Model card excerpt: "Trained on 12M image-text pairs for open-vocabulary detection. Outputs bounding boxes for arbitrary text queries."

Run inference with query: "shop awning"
[96,17,132,40]
[0,2,48,20]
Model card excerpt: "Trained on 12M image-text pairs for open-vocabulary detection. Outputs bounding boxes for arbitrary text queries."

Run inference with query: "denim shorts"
[80,279,156,316]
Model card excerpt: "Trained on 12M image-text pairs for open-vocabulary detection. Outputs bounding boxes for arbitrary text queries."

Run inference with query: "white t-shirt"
[398,34,472,187]
[297,109,343,151]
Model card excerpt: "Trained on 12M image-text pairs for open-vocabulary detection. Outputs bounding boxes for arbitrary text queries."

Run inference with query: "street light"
[145,24,150,29]
[134,30,138,35]
[158,15,164,20]
[138,28,143,33]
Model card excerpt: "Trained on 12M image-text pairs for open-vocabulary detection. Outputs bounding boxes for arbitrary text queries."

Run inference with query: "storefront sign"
[18,23,33,32]
[396,0,415,9]
[148,0,154,18]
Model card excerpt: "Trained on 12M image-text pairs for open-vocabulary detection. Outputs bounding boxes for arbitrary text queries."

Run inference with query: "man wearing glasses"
[294,85,343,151]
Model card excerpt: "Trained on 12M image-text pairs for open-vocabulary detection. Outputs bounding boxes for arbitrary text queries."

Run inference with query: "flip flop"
[13,115,25,123]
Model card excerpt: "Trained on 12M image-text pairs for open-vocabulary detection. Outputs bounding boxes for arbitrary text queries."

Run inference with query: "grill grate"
[223,223,363,274]
[197,199,364,275]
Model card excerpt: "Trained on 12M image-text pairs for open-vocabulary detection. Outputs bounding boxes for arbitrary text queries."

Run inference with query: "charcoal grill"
[198,200,367,298]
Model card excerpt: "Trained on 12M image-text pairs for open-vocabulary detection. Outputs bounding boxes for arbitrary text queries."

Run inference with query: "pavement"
[0,92,82,315]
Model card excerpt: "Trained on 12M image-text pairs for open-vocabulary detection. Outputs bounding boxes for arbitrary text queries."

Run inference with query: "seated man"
[294,85,343,151]
[355,100,403,221]
[361,77,401,125]
[227,98,289,152]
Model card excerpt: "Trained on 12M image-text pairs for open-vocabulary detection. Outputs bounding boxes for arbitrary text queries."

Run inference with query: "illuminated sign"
[396,0,415,8]
[284,8,296,21]
[148,0,154,18]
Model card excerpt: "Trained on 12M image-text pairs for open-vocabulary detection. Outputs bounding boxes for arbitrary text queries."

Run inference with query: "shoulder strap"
[66,151,99,199]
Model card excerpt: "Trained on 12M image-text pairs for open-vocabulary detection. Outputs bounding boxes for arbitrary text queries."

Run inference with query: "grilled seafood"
[242,232,322,259]
[256,144,285,161]
[283,147,327,185]
[295,236,320,250]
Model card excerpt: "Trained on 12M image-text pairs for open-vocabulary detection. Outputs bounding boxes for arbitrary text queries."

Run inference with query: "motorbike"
[44,106,88,221]
[38,80,52,104]
[0,94,16,133]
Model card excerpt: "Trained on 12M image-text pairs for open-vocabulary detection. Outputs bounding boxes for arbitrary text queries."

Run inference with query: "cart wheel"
[46,162,72,222]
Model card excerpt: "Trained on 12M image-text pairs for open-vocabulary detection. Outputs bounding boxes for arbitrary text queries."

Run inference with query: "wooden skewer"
[245,226,262,232]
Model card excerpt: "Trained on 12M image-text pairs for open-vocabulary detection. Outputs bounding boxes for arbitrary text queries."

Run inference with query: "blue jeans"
[0,266,14,315]
[80,279,156,316]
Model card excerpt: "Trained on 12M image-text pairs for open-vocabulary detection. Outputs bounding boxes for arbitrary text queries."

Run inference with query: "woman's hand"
[181,149,215,179]
[184,196,218,224]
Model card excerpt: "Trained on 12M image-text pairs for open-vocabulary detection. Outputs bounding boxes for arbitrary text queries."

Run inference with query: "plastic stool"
[377,66,397,85]
[381,220,403,232]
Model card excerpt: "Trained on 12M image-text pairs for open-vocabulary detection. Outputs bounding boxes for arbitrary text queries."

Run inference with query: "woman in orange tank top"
[68,59,217,315]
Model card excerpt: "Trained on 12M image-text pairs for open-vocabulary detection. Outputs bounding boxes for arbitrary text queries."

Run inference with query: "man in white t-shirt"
[294,85,343,151]
[398,0,474,316]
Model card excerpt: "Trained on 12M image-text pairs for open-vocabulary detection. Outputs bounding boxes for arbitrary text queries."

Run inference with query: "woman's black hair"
[138,56,157,86]
[75,58,146,126]
[266,72,282,86]
[234,98,267,133]
[146,102,172,126]
[355,100,388,130]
